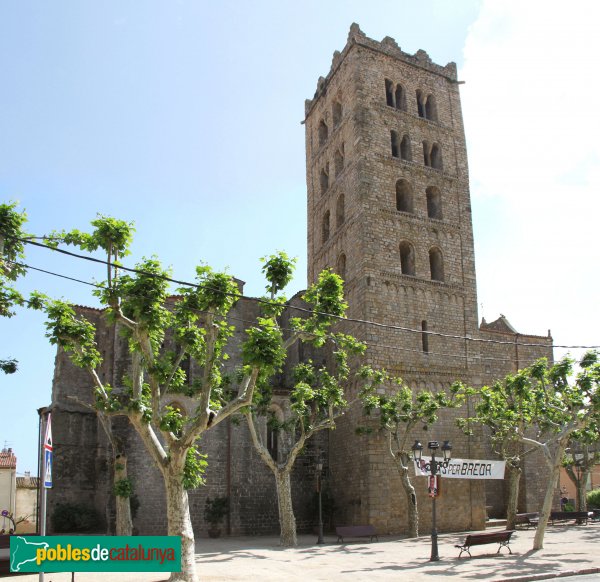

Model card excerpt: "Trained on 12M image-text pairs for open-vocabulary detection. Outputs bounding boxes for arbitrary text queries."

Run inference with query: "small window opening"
[334,146,344,177]
[400,134,411,161]
[395,84,406,111]
[318,119,328,147]
[416,90,426,118]
[425,94,438,121]
[391,130,399,158]
[399,241,415,276]
[337,253,347,281]
[322,210,330,244]
[396,179,414,213]
[421,320,429,353]
[385,79,395,107]
[430,143,443,170]
[267,417,279,461]
[332,101,342,127]
[429,247,444,281]
[336,193,345,228]
[423,141,431,167]
[320,164,329,195]
[426,186,442,219]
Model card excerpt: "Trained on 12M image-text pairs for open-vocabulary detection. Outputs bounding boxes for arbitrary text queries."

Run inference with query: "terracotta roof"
[16,476,39,488]
[0,451,17,469]
[480,315,518,334]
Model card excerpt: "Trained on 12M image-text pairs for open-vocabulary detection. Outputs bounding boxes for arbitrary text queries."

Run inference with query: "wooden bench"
[515,512,539,529]
[455,530,515,558]
[550,511,592,525]
[335,525,378,543]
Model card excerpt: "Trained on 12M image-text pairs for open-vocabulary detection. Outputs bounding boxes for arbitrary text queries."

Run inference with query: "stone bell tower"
[304,23,486,533]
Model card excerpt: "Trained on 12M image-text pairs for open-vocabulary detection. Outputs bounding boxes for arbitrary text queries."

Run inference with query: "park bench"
[515,512,539,529]
[335,525,378,543]
[549,511,592,525]
[455,530,515,558]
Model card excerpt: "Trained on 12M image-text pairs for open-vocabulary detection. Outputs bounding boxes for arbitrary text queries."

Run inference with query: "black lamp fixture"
[412,438,452,561]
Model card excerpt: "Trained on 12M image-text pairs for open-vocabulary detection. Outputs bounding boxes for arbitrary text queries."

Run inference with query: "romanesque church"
[48,24,553,537]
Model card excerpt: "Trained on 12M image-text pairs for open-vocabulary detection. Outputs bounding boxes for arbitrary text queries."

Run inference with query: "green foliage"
[51,503,102,533]
[243,318,285,370]
[0,358,17,374]
[0,202,28,281]
[587,489,600,509]
[182,446,208,490]
[261,251,296,297]
[359,368,463,454]
[50,215,134,257]
[204,496,229,525]
[160,405,184,437]
[113,478,133,498]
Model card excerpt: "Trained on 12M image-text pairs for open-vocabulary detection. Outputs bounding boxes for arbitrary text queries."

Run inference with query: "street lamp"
[316,454,324,544]
[412,439,452,561]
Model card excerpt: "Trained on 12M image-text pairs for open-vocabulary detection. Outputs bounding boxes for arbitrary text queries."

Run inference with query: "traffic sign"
[43,414,53,489]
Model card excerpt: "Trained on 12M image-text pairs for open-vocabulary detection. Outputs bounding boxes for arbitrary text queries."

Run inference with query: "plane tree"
[563,425,600,512]
[26,215,350,581]
[244,254,365,547]
[358,369,464,538]
[458,353,600,550]
[0,202,28,374]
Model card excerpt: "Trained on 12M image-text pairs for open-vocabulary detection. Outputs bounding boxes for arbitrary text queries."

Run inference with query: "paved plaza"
[5,524,600,581]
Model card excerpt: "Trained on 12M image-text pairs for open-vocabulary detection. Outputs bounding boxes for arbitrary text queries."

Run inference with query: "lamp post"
[412,439,452,561]
[316,455,324,544]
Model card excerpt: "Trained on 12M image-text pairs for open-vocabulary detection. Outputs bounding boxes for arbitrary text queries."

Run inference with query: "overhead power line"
[8,236,600,351]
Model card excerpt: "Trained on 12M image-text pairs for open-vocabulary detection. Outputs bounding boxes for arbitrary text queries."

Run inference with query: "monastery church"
[48,24,553,536]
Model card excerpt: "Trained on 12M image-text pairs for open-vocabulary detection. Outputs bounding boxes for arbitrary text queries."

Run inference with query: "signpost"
[39,413,52,582]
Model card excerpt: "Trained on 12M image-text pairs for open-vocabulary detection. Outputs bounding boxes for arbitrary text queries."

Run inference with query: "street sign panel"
[43,414,53,489]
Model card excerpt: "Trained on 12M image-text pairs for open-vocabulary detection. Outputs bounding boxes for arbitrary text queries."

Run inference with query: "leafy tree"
[0,202,28,373]
[562,425,600,512]
[457,369,542,530]
[29,217,346,581]
[459,353,600,550]
[359,370,463,537]
[244,254,365,546]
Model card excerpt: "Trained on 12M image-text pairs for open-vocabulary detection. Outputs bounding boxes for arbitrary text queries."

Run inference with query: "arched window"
[395,84,406,111]
[400,134,411,161]
[399,241,415,276]
[320,164,329,195]
[385,79,395,107]
[396,179,414,213]
[336,193,345,228]
[332,101,342,127]
[334,146,344,177]
[322,210,330,244]
[430,143,443,170]
[421,320,429,353]
[390,130,399,158]
[423,141,431,166]
[318,120,328,147]
[425,95,438,121]
[429,247,444,281]
[416,89,426,118]
[337,253,346,281]
[426,186,442,219]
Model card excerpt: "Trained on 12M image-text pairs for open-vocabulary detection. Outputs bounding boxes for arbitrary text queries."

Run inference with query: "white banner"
[414,458,506,480]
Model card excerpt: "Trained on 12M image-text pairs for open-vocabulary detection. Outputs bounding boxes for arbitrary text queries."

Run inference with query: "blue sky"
[2,0,598,475]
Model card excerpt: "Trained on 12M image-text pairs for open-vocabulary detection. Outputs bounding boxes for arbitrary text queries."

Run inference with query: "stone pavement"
[4,524,600,581]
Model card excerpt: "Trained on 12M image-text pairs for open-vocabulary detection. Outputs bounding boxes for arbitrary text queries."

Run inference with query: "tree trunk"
[165,462,198,582]
[577,467,590,512]
[114,454,133,536]
[396,454,418,538]
[275,470,297,547]
[533,440,567,550]
[505,463,521,531]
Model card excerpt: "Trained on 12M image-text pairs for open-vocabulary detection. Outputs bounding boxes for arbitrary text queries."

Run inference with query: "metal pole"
[430,452,439,562]
[39,414,47,582]
[317,472,324,544]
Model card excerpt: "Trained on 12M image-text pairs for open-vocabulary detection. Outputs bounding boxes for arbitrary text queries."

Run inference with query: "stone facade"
[303,24,553,532]
[48,24,553,537]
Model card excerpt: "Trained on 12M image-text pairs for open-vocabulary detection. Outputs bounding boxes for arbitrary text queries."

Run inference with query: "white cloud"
[460,0,600,359]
